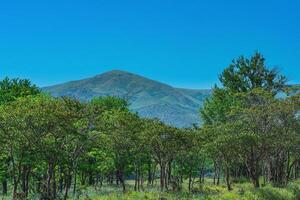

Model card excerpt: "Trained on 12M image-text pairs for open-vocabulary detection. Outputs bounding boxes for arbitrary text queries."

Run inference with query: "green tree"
[0,77,40,104]
[200,52,291,189]
[0,77,41,196]
[220,52,286,94]
[144,119,179,191]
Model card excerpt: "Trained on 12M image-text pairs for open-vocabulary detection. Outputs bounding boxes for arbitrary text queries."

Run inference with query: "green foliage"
[89,96,129,112]
[200,52,300,189]
[219,52,286,94]
[0,77,40,104]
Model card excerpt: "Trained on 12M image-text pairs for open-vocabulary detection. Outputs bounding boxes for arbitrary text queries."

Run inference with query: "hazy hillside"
[43,70,211,127]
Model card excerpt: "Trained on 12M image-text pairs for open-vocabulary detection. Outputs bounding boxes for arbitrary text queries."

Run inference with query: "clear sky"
[0,0,299,89]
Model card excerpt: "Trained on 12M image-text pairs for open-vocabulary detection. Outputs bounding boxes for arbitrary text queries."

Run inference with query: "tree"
[231,89,300,187]
[98,109,142,192]
[88,96,142,192]
[0,77,40,196]
[219,52,286,94]
[0,95,88,199]
[173,129,206,192]
[0,77,40,104]
[200,52,292,189]
[144,119,179,191]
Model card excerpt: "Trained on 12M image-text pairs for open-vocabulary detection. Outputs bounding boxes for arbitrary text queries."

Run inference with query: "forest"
[0,53,299,200]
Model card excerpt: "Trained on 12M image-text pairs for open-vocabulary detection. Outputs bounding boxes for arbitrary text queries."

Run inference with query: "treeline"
[0,53,299,200]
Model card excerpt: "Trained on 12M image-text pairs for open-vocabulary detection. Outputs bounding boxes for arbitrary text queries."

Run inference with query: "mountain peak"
[101,69,130,75]
[96,69,135,77]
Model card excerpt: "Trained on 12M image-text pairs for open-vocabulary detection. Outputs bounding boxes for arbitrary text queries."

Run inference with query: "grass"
[66,179,300,200]
[1,179,299,199]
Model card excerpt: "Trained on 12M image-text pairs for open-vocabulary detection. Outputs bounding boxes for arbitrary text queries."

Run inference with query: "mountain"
[43,70,211,127]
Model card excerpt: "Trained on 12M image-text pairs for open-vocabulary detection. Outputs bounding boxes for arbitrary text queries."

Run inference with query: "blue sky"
[0,0,299,89]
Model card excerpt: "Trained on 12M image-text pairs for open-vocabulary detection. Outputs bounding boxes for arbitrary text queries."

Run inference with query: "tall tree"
[0,77,40,196]
[219,52,286,94]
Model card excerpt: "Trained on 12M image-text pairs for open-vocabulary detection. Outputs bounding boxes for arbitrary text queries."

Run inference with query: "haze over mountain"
[43,70,211,127]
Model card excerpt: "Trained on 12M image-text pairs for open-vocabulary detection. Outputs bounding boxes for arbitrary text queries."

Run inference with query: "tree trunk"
[73,166,77,196]
[134,168,138,191]
[59,166,64,193]
[168,161,172,183]
[137,169,140,191]
[225,166,232,191]
[63,174,71,200]
[116,171,119,185]
[213,162,216,185]
[120,173,126,192]
[117,169,126,192]
[147,161,152,185]
[188,169,192,192]
[2,179,7,195]
[47,163,54,198]
[160,163,165,191]
[52,167,57,199]
[21,166,26,194]
[24,167,30,197]
[140,171,144,191]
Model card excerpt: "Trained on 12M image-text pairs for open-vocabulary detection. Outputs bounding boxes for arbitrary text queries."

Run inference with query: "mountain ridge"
[43,70,212,127]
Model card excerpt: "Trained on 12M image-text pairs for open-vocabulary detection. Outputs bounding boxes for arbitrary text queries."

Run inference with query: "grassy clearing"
[64,180,300,200]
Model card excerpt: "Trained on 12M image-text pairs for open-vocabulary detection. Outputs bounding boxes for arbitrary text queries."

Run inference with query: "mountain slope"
[43,70,211,127]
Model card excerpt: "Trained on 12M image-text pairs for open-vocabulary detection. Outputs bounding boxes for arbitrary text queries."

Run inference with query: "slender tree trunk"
[21,166,26,194]
[63,174,71,200]
[160,163,165,191]
[47,163,54,198]
[73,166,77,196]
[213,161,216,185]
[116,171,119,185]
[59,166,64,193]
[25,167,30,197]
[249,166,260,188]
[137,169,140,192]
[147,161,152,185]
[164,171,168,190]
[225,166,232,191]
[120,172,126,192]
[12,164,22,199]
[188,169,192,192]
[20,165,30,196]
[140,171,144,191]
[117,169,126,192]
[134,168,138,191]
[11,151,21,198]
[52,167,57,199]
[2,179,7,195]
[168,161,172,183]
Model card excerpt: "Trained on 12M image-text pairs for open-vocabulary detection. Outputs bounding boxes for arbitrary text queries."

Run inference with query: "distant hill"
[43,70,211,127]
